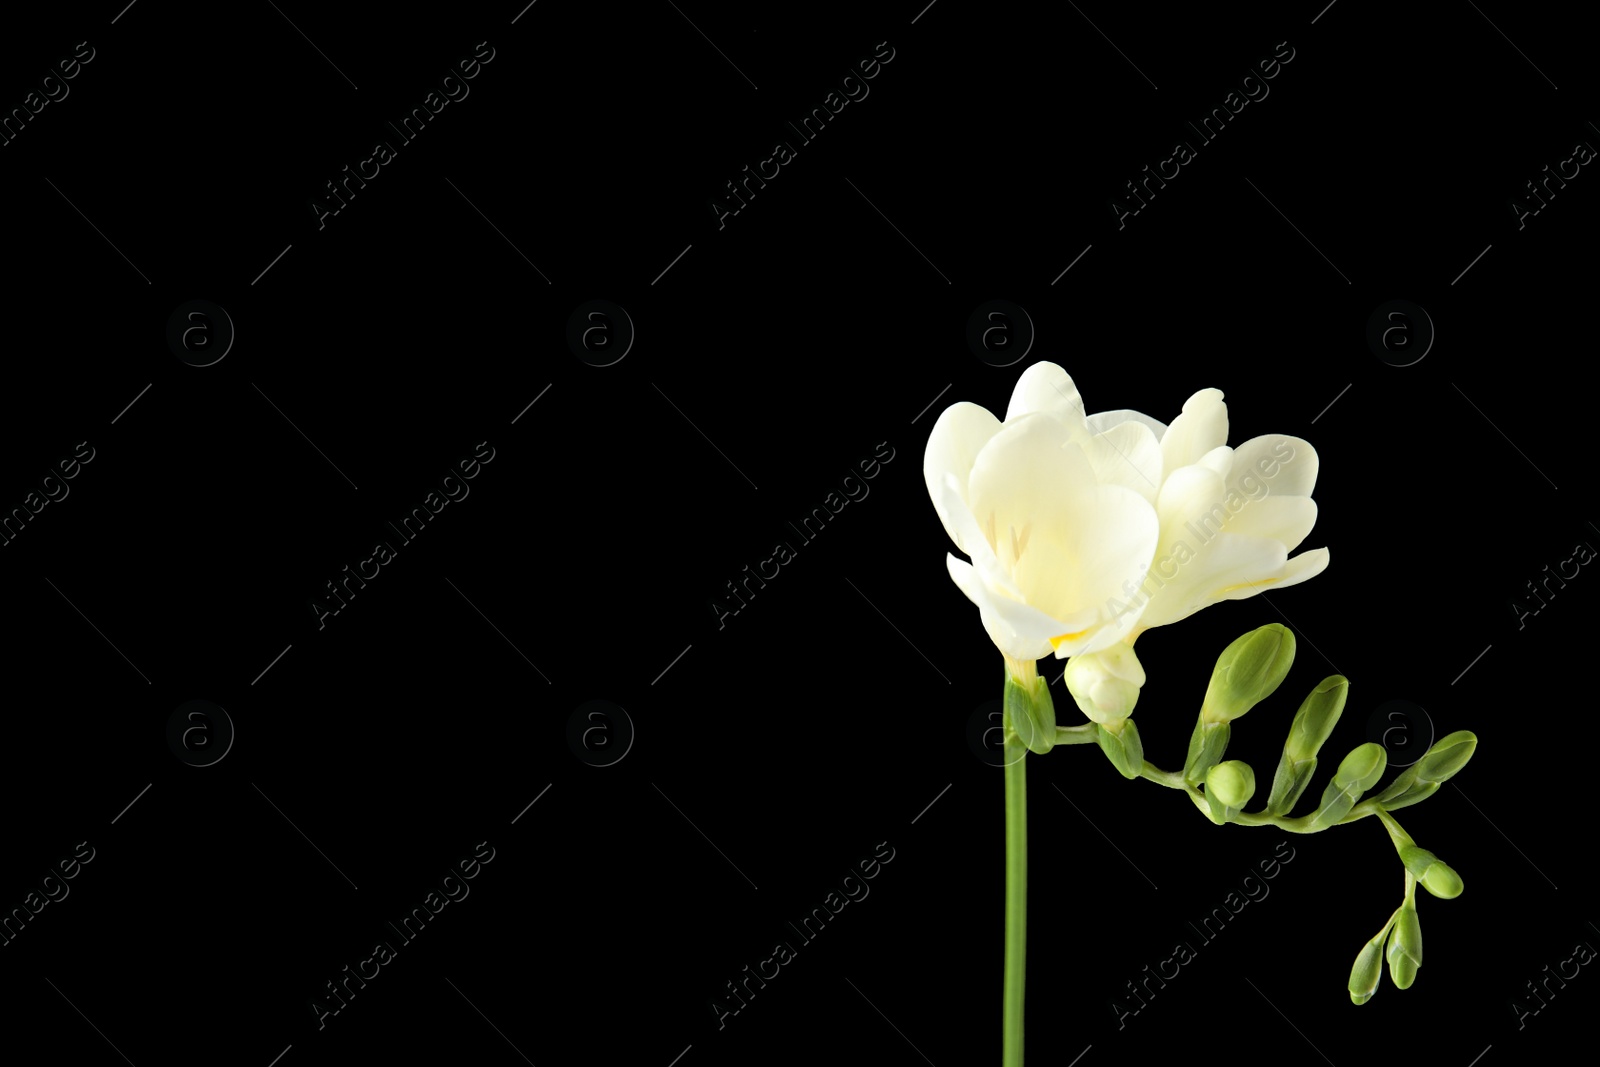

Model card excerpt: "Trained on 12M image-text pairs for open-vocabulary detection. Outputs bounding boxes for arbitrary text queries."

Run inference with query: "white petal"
[1229,435,1318,498]
[938,473,1017,596]
[1161,388,1229,473]
[984,622,1054,662]
[1005,362,1090,436]
[1196,445,1233,479]
[938,473,1075,638]
[923,401,1002,554]
[947,555,1055,659]
[1212,547,1330,604]
[1155,462,1228,535]
[1224,496,1319,553]
[1086,408,1167,441]
[945,553,982,606]
[1083,420,1164,503]
[958,414,1160,654]
[967,413,1097,573]
[1014,483,1160,656]
[1138,531,1291,628]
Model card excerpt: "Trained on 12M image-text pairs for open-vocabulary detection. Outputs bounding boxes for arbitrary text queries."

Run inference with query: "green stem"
[1138,763,1212,817]
[1370,906,1401,946]
[1135,757,1388,832]
[1138,763,1189,790]
[1054,723,1100,744]
[1375,806,1414,853]
[1003,725,1027,1067]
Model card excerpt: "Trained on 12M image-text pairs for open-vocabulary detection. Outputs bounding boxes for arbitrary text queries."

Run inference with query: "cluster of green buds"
[1032,623,1481,1005]
[1365,731,1479,812]
[1346,742,1476,1004]
[1159,624,1480,1003]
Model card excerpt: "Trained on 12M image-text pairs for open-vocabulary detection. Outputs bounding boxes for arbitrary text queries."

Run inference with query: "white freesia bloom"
[923,363,1162,667]
[926,362,1330,694]
[1106,387,1330,638]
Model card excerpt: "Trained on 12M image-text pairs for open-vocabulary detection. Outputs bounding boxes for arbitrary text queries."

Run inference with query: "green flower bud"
[1336,742,1388,792]
[1422,862,1464,900]
[1370,733,1474,812]
[1388,952,1417,989]
[1204,760,1256,824]
[1285,676,1349,761]
[1201,624,1297,724]
[1386,905,1422,989]
[1348,914,1396,1006]
[1095,718,1145,779]
[1416,731,1477,785]
[1207,760,1256,807]
[1265,676,1348,815]
[1399,845,1464,899]
[1004,666,1056,755]
[1308,743,1387,829]
[1183,720,1231,787]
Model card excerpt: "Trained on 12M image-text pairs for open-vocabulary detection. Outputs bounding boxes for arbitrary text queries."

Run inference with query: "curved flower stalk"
[924,364,1479,1067]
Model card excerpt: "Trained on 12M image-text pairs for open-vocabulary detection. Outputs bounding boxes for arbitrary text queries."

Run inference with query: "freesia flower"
[923,363,1162,674]
[926,362,1330,715]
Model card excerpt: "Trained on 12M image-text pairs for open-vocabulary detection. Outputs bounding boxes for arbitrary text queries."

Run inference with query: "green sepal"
[1371,765,1420,805]
[1004,669,1056,755]
[1375,781,1439,813]
[1309,784,1358,830]
[1309,743,1387,829]
[1400,845,1464,899]
[1398,845,1438,880]
[1095,719,1144,779]
[1264,752,1317,816]
[1184,720,1231,787]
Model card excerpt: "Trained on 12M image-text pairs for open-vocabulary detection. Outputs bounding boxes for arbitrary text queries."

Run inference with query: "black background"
[1,2,1594,1065]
